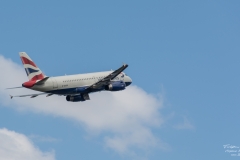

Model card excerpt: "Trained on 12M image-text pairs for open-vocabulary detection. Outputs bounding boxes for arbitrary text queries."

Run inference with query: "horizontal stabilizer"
[34,77,49,85]
[6,86,23,89]
[10,92,48,99]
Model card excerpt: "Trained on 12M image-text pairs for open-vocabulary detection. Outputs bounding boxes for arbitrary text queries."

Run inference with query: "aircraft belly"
[47,88,76,95]
[46,87,104,95]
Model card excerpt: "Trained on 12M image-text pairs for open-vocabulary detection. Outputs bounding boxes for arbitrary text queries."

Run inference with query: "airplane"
[8,52,132,102]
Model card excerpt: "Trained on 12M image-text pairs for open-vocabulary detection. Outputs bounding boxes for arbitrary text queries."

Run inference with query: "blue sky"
[0,0,240,159]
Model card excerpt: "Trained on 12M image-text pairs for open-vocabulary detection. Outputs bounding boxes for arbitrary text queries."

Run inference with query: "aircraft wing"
[87,64,128,90]
[10,92,49,99]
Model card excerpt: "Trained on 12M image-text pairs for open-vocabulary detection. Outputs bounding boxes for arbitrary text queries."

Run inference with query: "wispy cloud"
[174,116,194,130]
[29,135,60,143]
[0,55,166,155]
[0,128,55,160]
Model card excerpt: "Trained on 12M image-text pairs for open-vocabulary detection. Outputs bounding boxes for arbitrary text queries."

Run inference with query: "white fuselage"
[31,71,132,94]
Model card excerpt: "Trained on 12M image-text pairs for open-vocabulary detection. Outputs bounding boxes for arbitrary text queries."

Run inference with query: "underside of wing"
[87,64,128,90]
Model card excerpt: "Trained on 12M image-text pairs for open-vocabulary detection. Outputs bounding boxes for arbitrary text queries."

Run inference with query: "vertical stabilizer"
[19,52,45,81]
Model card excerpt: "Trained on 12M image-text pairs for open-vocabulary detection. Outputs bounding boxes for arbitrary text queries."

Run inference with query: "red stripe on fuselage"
[20,57,37,68]
[22,74,44,88]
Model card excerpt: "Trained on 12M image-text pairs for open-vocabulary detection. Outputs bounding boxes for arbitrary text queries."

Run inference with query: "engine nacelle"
[105,81,126,91]
[66,95,85,102]
[66,93,90,102]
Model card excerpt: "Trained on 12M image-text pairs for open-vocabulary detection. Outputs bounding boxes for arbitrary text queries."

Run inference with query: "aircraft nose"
[125,76,132,86]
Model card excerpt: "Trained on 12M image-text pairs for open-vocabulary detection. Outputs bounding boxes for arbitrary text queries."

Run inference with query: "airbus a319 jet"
[8,52,132,102]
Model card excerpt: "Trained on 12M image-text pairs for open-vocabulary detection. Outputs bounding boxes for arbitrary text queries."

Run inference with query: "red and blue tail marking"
[19,52,45,81]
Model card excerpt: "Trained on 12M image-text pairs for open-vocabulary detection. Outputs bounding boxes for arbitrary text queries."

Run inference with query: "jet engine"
[105,81,126,91]
[66,94,90,102]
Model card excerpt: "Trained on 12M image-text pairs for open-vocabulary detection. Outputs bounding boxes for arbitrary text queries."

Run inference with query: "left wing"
[10,92,49,99]
[87,64,128,90]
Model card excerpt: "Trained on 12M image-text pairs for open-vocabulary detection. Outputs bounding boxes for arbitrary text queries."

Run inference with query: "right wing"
[87,64,128,90]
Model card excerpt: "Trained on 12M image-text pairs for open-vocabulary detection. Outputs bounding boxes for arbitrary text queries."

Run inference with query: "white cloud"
[0,55,165,154]
[0,128,55,160]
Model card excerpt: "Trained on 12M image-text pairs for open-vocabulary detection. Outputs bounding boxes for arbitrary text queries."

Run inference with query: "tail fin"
[19,52,45,81]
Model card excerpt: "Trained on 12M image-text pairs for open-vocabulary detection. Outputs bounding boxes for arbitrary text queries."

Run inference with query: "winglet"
[10,95,13,99]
